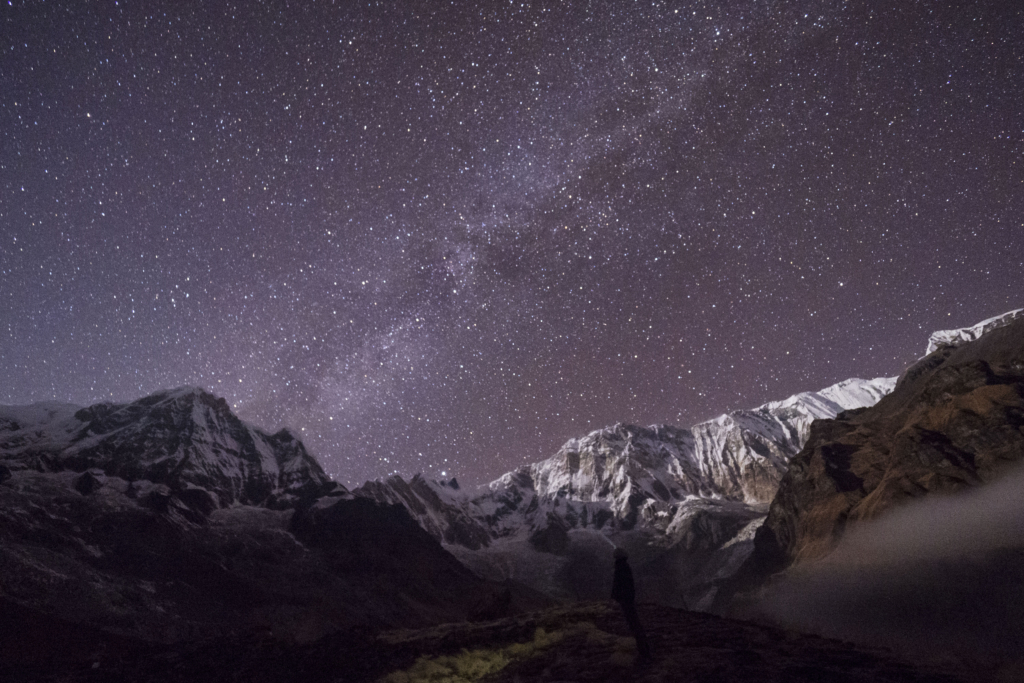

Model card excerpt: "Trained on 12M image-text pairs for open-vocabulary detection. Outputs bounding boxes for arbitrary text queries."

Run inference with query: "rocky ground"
[4,602,998,683]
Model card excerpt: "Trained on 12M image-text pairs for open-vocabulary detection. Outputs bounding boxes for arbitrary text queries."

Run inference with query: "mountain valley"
[1,308,1022,681]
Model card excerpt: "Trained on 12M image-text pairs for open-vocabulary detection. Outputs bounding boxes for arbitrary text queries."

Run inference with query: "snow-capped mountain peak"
[0,387,338,511]
[354,374,897,555]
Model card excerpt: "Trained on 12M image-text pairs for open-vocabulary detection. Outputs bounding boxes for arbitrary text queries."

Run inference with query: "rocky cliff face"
[737,314,1024,585]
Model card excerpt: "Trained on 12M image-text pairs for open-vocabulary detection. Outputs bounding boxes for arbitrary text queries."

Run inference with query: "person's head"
[613,547,628,560]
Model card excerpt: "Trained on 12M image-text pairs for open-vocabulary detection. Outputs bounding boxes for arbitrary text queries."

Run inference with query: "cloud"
[750,461,1024,664]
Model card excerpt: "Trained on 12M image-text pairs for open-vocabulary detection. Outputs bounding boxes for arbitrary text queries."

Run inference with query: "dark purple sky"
[2,1,1021,486]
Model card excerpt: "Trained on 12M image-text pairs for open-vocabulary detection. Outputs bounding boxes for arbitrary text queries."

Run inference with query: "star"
[1,1,1021,487]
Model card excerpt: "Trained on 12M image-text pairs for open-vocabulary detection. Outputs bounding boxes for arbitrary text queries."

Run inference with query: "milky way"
[2,2,1021,486]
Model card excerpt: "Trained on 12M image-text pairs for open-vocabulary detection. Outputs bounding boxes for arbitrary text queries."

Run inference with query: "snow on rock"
[925,308,1024,355]
[686,375,897,503]
[527,375,896,512]
[353,375,896,606]
[817,376,897,410]
[354,375,897,550]
[0,386,343,511]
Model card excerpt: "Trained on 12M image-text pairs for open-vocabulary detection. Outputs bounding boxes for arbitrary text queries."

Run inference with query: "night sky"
[2,1,1021,487]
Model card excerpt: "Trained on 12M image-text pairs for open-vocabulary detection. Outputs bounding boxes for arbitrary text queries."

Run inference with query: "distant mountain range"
[357,375,896,535]
[354,375,894,605]
[1,307,1020,654]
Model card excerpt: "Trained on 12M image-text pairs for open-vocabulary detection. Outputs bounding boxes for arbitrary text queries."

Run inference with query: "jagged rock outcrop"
[736,314,1024,586]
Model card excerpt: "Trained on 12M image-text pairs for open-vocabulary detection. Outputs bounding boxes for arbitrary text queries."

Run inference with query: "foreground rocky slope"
[2,602,979,683]
[0,388,541,643]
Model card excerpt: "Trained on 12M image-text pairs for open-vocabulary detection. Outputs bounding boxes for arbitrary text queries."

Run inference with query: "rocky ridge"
[925,307,1023,355]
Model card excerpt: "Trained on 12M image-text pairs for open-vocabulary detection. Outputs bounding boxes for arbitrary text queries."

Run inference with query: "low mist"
[747,462,1024,664]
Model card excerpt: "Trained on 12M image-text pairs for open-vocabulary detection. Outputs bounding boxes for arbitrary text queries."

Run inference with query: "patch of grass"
[378,623,598,683]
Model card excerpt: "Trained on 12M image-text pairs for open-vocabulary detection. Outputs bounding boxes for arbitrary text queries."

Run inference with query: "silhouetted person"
[611,547,651,660]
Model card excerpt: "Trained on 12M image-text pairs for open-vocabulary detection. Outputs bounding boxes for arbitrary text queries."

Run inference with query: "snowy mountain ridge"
[357,307,1024,558]
[0,386,341,513]
[354,375,897,551]
[351,374,898,605]
[925,308,1024,355]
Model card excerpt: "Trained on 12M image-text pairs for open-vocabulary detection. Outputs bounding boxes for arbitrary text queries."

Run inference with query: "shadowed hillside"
[1,602,981,683]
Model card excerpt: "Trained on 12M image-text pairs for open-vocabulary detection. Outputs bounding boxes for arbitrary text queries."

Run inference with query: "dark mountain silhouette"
[0,387,547,650]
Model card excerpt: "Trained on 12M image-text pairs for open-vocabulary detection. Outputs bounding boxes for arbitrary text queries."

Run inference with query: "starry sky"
[2,1,1021,487]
